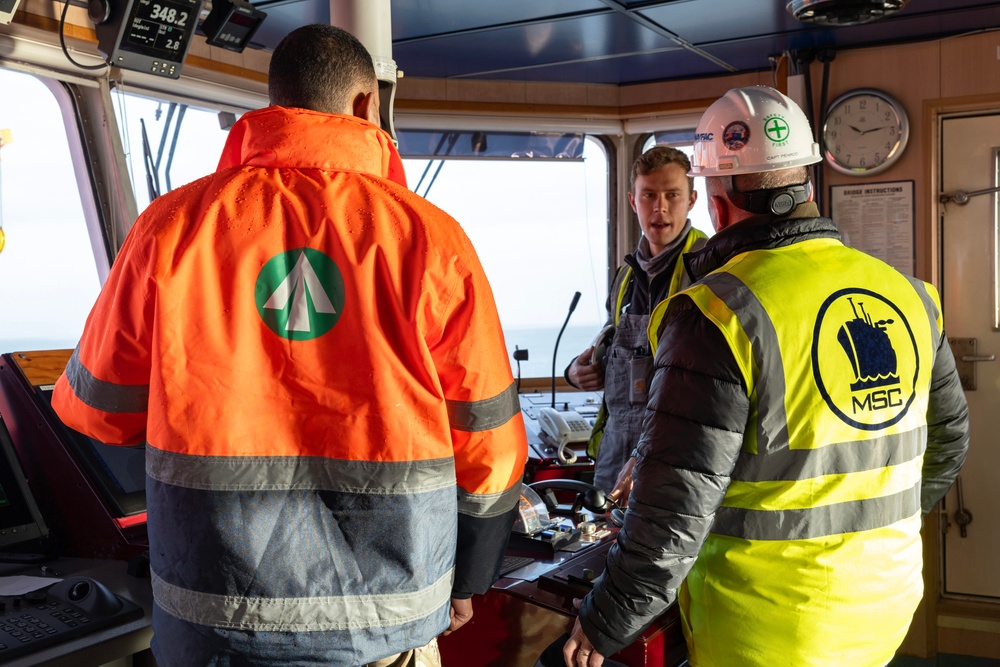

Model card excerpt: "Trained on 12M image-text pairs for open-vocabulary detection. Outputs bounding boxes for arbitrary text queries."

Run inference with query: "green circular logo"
[763,114,790,144]
[255,248,345,340]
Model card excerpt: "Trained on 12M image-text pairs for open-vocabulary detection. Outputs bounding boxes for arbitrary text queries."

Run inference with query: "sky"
[0,70,102,351]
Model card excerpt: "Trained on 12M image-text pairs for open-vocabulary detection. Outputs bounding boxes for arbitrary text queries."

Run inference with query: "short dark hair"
[268,24,376,114]
[630,144,694,194]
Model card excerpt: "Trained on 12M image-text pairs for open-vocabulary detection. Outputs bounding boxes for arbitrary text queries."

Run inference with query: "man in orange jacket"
[53,24,527,667]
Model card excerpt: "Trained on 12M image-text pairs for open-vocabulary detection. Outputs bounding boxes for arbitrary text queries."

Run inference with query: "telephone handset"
[536,407,591,464]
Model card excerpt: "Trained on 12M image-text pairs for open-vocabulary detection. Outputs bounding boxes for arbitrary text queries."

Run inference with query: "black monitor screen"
[0,416,48,549]
[119,0,200,64]
[37,387,146,518]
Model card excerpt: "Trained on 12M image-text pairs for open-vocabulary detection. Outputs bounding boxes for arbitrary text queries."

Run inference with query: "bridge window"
[111,90,237,214]
[400,135,610,379]
[0,68,100,354]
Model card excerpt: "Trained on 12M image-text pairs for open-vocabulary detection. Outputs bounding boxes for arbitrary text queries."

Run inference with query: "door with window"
[939,111,1000,600]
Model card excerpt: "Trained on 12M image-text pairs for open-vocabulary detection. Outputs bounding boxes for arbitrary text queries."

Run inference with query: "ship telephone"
[536,407,591,465]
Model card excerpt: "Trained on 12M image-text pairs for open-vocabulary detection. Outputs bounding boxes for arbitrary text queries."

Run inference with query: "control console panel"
[0,575,142,660]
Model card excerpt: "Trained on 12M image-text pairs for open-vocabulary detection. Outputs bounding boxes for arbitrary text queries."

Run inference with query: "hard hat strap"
[724,177,811,217]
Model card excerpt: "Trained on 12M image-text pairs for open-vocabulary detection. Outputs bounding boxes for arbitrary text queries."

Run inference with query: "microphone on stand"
[552,291,581,408]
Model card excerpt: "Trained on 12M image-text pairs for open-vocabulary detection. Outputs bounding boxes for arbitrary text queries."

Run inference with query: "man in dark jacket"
[564,85,968,667]
[565,146,706,493]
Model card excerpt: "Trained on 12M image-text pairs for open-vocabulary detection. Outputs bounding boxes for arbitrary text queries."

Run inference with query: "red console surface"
[0,351,148,561]
[439,536,686,667]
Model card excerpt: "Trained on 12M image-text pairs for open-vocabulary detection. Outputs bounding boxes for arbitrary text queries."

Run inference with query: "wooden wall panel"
[941,32,1000,99]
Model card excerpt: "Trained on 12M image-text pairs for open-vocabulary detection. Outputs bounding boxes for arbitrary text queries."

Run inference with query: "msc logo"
[811,288,918,430]
[694,132,714,141]
[255,248,346,341]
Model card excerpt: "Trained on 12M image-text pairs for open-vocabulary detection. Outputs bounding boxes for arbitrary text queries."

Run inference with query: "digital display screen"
[203,0,266,53]
[38,388,146,517]
[119,0,199,63]
[211,20,255,49]
[228,11,256,28]
[0,417,47,548]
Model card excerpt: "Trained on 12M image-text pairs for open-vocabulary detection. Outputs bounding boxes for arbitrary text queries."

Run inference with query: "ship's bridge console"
[0,350,682,666]
[438,477,686,667]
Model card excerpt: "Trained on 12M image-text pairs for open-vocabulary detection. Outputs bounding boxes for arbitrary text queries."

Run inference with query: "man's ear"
[352,90,376,121]
[709,194,730,233]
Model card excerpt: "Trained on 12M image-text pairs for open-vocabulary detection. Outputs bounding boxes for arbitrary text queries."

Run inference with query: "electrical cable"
[817,49,836,217]
[59,0,108,71]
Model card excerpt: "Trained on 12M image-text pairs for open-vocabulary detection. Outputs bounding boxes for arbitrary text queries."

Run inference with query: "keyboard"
[0,576,143,661]
[498,554,534,577]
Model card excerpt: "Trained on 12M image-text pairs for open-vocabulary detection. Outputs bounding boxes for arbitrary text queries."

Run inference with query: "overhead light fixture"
[0,0,22,24]
[787,0,911,27]
[202,0,266,53]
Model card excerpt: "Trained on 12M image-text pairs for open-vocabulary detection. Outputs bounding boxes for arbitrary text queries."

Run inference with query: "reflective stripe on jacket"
[578,210,968,666]
[659,236,934,666]
[52,106,528,666]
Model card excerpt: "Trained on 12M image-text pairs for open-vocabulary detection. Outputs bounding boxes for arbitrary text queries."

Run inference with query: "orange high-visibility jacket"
[53,106,527,666]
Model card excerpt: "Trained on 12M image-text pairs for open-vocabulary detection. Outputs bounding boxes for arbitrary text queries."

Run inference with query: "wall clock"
[822,88,909,176]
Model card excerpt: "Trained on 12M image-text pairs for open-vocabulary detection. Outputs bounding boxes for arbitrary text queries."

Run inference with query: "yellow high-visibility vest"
[649,236,942,667]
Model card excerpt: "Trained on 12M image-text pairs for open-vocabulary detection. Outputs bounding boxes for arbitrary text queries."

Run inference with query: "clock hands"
[848,124,889,136]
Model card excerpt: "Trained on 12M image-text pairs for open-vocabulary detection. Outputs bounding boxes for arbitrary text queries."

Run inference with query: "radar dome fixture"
[787,0,911,26]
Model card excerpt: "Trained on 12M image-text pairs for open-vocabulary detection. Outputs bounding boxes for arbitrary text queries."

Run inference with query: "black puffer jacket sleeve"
[921,329,969,513]
[578,295,749,656]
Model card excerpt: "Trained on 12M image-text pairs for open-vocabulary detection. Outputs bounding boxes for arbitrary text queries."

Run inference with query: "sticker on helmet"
[812,288,918,430]
[723,121,750,150]
[763,113,790,146]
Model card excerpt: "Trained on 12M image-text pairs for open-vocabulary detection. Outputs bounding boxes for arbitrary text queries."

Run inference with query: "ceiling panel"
[392,12,679,81]
[638,0,807,45]
[456,46,727,86]
[241,0,1000,88]
[249,0,330,52]
[389,0,609,41]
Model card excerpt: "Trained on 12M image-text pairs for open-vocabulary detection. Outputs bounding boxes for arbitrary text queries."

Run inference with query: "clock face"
[822,89,909,176]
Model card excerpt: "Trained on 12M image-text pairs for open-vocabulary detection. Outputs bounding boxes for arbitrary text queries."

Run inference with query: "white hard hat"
[689,85,821,177]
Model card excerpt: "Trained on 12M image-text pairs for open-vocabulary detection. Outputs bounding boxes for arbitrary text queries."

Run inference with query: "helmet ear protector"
[725,178,811,216]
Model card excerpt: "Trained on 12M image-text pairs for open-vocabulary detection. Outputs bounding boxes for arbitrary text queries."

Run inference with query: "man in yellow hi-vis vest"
[565,146,706,494]
[564,86,969,667]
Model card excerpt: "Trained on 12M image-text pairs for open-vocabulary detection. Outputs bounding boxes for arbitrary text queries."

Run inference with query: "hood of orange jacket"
[216,106,408,187]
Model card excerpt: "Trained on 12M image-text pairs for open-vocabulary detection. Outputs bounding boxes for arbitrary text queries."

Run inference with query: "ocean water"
[503,324,601,381]
[0,326,599,383]
[0,339,76,355]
